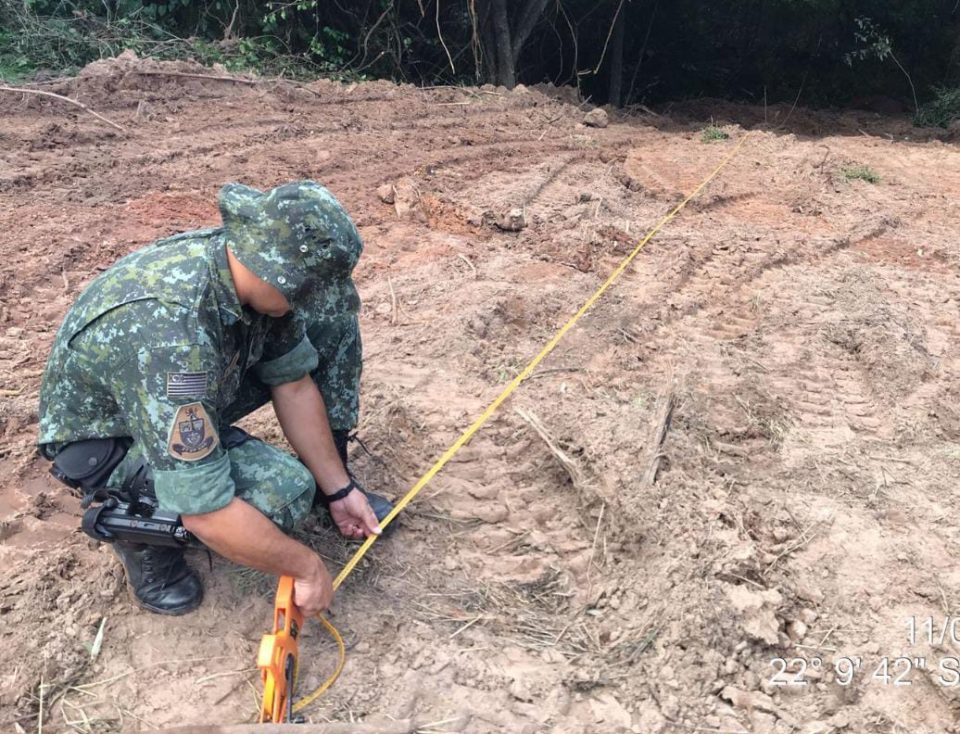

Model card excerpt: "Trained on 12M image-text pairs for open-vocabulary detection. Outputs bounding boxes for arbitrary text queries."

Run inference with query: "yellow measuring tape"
[294,132,750,713]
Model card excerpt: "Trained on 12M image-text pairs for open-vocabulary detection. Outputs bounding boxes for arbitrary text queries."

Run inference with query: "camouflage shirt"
[38,229,319,514]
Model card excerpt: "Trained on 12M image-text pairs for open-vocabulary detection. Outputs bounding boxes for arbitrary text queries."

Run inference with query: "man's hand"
[182,498,335,612]
[293,560,334,616]
[329,488,382,540]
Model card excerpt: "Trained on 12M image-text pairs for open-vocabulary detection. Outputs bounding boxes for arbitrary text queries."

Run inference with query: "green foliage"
[0,0,327,81]
[914,87,960,128]
[0,29,35,81]
[701,126,730,143]
[1,0,959,116]
[844,16,894,66]
[841,165,880,184]
[306,27,352,73]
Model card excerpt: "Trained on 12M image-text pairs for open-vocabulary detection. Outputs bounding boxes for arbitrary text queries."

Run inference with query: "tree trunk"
[476,0,550,88]
[608,1,626,107]
[510,0,551,66]
[490,0,515,87]
[477,0,499,82]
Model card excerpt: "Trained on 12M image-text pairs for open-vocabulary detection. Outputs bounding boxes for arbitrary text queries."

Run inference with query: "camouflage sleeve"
[253,312,319,386]
[111,343,236,516]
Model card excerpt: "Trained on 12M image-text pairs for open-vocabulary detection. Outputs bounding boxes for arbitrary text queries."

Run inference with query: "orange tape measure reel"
[256,575,303,723]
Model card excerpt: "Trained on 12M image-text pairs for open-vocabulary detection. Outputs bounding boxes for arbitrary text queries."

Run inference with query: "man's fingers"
[364,503,382,536]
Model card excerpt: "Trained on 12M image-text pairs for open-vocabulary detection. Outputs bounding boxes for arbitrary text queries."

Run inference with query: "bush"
[914,86,960,128]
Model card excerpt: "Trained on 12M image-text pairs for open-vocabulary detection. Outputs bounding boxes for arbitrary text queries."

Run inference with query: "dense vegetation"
[2,0,959,124]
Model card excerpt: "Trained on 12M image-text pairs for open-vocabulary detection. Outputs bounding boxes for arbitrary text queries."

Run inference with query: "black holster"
[49,437,131,497]
[49,437,198,548]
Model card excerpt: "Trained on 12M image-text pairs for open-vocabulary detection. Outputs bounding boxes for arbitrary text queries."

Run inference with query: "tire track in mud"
[552,188,906,462]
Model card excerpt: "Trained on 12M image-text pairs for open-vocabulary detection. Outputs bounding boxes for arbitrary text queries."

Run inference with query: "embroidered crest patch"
[168,402,219,461]
[166,371,209,399]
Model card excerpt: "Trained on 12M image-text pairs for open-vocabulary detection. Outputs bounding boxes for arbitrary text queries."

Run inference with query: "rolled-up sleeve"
[253,313,318,386]
[253,335,318,386]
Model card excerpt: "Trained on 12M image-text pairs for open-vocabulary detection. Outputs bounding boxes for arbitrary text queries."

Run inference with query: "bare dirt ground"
[2,54,960,734]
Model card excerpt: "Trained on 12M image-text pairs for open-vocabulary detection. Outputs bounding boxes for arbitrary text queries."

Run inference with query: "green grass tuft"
[701,126,730,143]
[841,165,880,184]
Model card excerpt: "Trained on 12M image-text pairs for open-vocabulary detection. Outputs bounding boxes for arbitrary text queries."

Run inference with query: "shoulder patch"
[168,403,219,462]
[167,371,209,399]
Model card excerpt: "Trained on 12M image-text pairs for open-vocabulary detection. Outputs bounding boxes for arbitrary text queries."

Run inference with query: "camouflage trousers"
[107,314,362,530]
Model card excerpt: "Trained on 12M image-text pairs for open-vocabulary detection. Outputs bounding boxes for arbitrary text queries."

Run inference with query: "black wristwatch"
[321,478,358,505]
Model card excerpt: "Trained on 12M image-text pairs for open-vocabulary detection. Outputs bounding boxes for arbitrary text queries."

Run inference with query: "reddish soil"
[2,54,960,733]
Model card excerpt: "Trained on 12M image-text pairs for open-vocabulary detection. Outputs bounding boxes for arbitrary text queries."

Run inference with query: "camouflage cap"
[218,181,362,309]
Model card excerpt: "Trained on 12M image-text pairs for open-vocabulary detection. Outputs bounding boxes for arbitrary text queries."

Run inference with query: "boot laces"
[142,546,186,588]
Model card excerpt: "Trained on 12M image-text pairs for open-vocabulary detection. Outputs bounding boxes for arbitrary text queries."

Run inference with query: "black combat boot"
[112,542,203,615]
[328,430,395,526]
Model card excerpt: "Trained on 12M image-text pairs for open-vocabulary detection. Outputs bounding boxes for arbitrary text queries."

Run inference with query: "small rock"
[584,108,609,128]
[798,608,818,625]
[721,686,777,714]
[794,582,825,604]
[660,693,680,720]
[376,183,395,204]
[772,526,793,542]
[496,207,526,232]
[6,327,23,338]
[829,710,851,728]
[725,584,783,645]
[787,620,808,642]
[509,678,533,702]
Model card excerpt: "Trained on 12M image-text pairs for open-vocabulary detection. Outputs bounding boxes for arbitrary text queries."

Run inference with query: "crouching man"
[37,181,393,616]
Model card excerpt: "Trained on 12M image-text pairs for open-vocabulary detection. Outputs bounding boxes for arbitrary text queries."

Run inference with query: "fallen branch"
[455,253,477,277]
[128,70,258,85]
[516,407,584,488]
[0,86,126,132]
[641,388,674,486]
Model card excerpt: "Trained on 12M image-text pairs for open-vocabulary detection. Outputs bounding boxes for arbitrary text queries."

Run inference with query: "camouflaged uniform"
[38,182,363,530]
